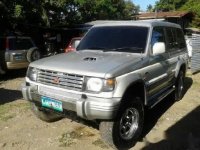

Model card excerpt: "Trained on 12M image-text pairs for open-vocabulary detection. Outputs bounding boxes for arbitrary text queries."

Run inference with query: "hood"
[30,50,143,78]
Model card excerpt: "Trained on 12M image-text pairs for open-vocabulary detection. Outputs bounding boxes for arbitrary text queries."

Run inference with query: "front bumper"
[22,83,120,120]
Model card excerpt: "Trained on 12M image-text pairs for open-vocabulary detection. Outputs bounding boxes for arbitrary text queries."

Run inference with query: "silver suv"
[0,36,41,74]
[22,21,188,149]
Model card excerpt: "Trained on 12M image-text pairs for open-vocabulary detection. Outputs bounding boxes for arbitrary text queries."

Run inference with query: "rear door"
[165,27,187,84]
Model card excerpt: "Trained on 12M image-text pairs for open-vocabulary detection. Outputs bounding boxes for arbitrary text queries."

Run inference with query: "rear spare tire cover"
[27,48,41,62]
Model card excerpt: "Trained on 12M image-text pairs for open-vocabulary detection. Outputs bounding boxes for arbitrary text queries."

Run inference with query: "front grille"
[37,69,84,91]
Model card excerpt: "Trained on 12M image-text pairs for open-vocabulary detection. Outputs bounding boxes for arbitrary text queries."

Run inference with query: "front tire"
[31,102,63,122]
[99,97,144,149]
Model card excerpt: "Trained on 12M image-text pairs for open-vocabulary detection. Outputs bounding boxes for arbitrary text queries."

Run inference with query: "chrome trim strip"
[147,73,168,85]
[172,69,176,73]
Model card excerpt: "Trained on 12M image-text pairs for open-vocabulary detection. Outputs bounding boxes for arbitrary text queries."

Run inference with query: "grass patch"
[59,131,78,147]
[0,101,30,122]
[59,126,95,147]
[92,139,109,149]
[1,115,15,121]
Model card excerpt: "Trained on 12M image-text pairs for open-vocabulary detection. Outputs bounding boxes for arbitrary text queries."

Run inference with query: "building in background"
[136,11,193,29]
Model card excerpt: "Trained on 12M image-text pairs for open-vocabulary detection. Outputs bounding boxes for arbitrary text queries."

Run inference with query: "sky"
[132,0,157,11]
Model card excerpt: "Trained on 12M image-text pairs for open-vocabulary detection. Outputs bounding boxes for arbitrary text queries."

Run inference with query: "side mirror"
[74,40,80,48]
[152,42,166,55]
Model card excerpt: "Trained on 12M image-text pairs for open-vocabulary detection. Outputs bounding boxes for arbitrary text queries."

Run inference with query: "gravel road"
[0,69,200,150]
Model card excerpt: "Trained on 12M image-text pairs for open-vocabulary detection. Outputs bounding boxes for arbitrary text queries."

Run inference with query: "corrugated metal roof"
[137,11,191,19]
[191,34,200,74]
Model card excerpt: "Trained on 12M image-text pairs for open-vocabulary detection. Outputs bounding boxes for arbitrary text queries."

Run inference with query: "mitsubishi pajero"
[22,21,188,149]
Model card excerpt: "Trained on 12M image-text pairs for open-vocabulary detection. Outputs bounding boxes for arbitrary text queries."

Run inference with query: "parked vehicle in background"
[0,36,41,74]
[22,21,188,149]
[65,37,82,53]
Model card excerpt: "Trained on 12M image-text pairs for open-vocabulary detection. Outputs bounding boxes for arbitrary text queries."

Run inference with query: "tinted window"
[176,28,186,49]
[151,27,165,47]
[165,27,186,51]
[8,38,33,50]
[165,27,175,51]
[77,26,149,53]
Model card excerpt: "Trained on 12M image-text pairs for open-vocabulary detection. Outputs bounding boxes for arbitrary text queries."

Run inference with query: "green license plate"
[41,96,63,112]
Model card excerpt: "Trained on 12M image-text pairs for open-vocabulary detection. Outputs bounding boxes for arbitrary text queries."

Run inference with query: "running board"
[149,87,175,109]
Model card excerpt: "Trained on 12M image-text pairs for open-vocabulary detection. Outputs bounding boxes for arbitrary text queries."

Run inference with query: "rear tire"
[31,102,63,122]
[175,70,184,101]
[99,97,144,149]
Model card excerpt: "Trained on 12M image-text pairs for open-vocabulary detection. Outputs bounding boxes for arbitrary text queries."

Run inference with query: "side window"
[151,27,165,47]
[176,28,186,49]
[165,27,186,51]
[165,27,175,51]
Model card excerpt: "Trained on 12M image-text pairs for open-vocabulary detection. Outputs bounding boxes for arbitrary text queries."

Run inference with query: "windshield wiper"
[109,47,143,53]
[81,46,143,53]
[86,47,107,50]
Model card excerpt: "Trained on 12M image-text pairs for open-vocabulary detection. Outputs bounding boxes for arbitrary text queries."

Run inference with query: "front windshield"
[77,26,149,53]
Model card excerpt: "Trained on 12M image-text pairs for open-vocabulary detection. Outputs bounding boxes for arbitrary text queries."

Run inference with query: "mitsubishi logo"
[53,77,60,84]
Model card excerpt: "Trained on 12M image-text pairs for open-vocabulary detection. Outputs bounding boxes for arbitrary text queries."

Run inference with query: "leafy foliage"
[155,0,188,11]
[154,0,200,28]
[0,0,138,29]
[180,0,200,27]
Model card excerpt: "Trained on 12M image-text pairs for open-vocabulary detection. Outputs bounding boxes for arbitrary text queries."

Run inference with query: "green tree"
[155,0,187,11]
[0,0,138,28]
[0,0,13,33]
[147,4,153,12]
[180,0,200,28]
[124,0,139,19]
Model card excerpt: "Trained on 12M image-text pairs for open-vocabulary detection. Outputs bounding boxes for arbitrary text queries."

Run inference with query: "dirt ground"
[0,69,200,150]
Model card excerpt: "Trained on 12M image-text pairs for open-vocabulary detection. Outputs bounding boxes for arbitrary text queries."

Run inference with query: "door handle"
[144,72,149,81]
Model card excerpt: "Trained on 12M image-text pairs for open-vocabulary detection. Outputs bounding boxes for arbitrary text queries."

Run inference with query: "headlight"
[86,77,115,92]
[86,78,103,92]
[27,67,38,81]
